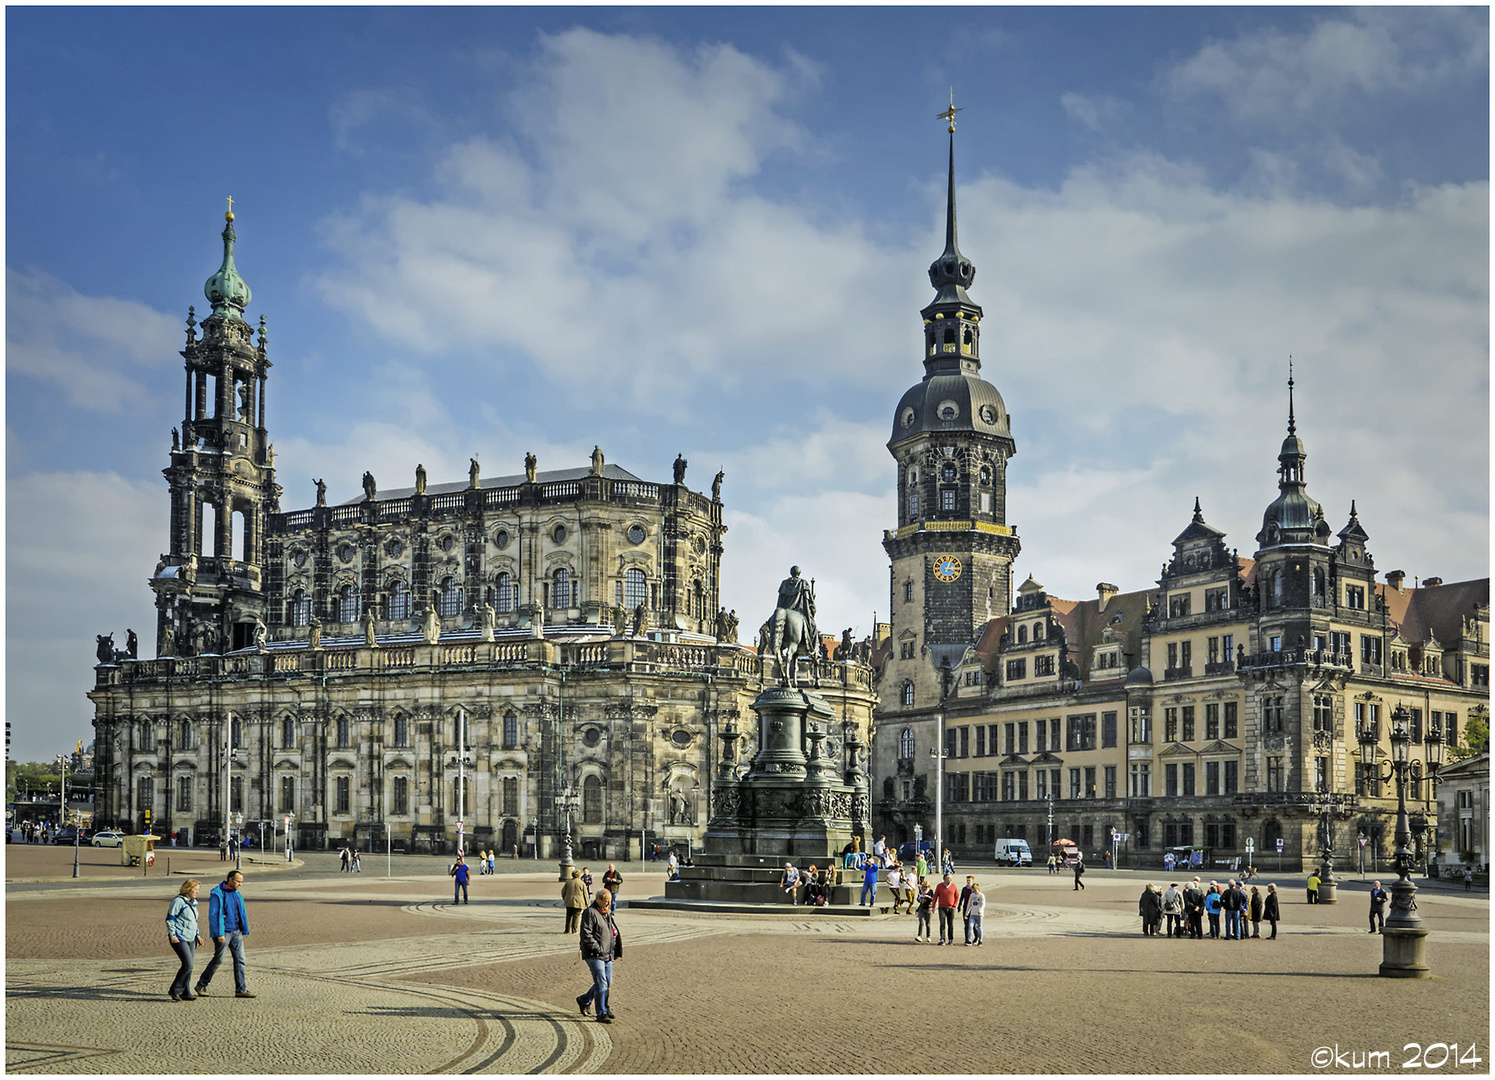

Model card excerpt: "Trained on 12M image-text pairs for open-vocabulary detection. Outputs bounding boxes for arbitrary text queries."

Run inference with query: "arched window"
[943,327,955,345]
[338,583,360,623]
[179,719,194,750]
[290,590,312,626]
[502,777,519,817]
[693,580,704,619]
[1018,625,1028,645]
[503,712,518,750]
[899,727,915,758]
[979,465,991,485]
[1034,621,1046,640]
[1262,819,1282,851]
[230,716,243,749]
[942,462,957,483]
[393,714,408,748]
[1271,570,1284,607]
[438,577,462,617]
[583,775,603,824]
[281,717,295,749]
[901,682,915,707]
[622,568,647,610]
[552,568,572,609]
[1313,568,1326,597]
[387,580,410,620]
[495,572,515,613]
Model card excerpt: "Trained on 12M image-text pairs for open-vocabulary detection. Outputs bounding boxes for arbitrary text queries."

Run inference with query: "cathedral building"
[88,210,876,856]
[870,127,1489,871]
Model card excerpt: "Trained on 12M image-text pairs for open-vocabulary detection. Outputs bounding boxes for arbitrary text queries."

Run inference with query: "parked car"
[897,841,935,864]
[52,827,89,844]
[91,830,126,848]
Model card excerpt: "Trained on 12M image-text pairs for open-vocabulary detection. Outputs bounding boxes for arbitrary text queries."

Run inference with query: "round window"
[553,525,567,544]
[292,550,307,568]
[937,400,959,420]
[582,728,602,748]
[900,407,916,429]
[385,538,403,558]
[980,405,996,424]
[671,729,692,748]
[338,544,355,563]
[628,524,646,545]
[440,535,455,552]
[494,529,510,550]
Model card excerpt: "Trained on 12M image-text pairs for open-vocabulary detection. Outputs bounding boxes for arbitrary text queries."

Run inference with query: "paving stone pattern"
[5,850,1488,1074]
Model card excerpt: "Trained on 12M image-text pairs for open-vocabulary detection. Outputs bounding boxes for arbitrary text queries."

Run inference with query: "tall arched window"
[901,681,915,707]
[393,714,408,748]
[502,777,519,817]
[1034,621,1046,640]
[230,716,242,749]
[338,583,360,623]
[1271,570,1284,607]
[387,580,410,620]
[179,719,195,750]
[899,727,915,758]
[281,717,295,749]
[583,775,603,824]
[290,590,312,626]
[503,712,518,750]
[623,568,647,610]
[438,577,462,616]
[552,568,572,609]
[1017,625,1028,644]
[495,572,515,613]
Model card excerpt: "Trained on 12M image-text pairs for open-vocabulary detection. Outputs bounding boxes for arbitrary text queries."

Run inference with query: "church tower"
[882,107,1021,710]
[150,207,279,656]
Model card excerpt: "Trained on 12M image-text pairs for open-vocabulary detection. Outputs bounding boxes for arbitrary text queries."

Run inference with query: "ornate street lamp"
[1360,704,1440,978]
[555,786,580,882]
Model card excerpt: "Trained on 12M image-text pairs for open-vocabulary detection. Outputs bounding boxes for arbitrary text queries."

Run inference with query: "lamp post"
[58,754,79,879]
[929,711,947,869]
[556,786,580,882]
[448,712,471,858]
[1315,795,1341,904]
[1359,704,1441,978]
[223,722,242,871]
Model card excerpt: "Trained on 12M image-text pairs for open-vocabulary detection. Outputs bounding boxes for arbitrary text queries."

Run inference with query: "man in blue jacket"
[195,870,254,998]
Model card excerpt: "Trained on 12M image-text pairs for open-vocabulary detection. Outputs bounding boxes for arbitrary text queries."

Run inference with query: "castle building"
[870,129,1490,871]
[88,212,875,856]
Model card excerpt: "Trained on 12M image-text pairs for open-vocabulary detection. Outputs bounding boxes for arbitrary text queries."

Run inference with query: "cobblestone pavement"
[6,850,1488,1074]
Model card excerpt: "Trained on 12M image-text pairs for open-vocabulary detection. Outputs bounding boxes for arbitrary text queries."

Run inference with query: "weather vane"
[937,89,962,133]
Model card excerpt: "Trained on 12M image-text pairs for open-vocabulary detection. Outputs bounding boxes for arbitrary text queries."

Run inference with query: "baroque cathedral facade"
[88,211,876,856]
[869,128,1490,872]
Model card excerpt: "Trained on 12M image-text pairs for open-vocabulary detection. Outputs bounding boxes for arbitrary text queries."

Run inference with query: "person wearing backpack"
[166,879,202,1001]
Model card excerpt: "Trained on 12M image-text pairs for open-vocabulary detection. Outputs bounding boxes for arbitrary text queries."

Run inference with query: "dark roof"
[1381,578,1490,648]
[338,463,646,505]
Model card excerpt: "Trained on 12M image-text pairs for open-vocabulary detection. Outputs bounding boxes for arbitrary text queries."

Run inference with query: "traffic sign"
[1275,838,1284,852]
[1358,836,1369,848]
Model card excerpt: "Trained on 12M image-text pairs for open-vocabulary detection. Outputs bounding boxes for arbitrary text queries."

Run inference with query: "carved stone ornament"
[1312,730,1334,751]
[1263,733,1286,752]
[712,786,742,818]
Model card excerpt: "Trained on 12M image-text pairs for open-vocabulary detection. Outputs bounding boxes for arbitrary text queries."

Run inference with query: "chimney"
[1096,582,1118,611]
[1424,577,1443,588]
[1386,570,1406,592]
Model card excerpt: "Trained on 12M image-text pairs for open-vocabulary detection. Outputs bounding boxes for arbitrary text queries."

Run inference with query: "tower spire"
[205,203,252,318]
[925,92,976,310]
[1288,355,1296,435]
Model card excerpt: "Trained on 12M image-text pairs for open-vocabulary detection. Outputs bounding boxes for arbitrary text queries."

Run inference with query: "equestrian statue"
[761,566,819,689]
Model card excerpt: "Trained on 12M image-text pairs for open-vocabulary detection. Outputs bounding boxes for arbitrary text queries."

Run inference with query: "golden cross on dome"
[937,89,962,133]
[226,195,235,221]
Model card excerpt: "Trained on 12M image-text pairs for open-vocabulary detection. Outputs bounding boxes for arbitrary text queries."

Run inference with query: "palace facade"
[87,212,875,856]
[869,130,1490,872]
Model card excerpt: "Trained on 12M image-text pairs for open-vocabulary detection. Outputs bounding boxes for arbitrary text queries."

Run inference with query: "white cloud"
[6,268,181,413]
[7,471,165,762]
[1168,9,1487,123]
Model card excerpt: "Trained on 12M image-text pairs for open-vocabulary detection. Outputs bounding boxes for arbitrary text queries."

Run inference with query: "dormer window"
[941,462,957,482]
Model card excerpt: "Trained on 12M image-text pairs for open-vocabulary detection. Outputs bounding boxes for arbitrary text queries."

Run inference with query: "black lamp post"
[556,786,579,882]
[1359,705,1441,978]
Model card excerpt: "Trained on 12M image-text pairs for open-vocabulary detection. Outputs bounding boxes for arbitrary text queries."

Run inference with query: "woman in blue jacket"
[166,879,202,1001]
[1203,884,1223,939]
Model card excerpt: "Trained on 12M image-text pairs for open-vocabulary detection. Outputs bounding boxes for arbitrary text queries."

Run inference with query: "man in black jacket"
[1222,880,1248,939]
[1183,879,1206,939]
[576,890,621,1024]
[1368,881,1389,933]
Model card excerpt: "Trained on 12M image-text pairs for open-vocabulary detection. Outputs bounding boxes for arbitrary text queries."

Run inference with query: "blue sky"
[7,7,1488,763]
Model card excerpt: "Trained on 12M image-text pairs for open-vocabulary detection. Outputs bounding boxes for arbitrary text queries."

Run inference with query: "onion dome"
[1256,366,1330,549]
[205,208,252,317]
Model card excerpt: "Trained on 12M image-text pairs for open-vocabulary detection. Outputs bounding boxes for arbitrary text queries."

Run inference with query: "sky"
[6,6,1489,764]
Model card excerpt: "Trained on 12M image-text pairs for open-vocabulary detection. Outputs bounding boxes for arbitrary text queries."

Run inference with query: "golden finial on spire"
[225,195,235,222]
[937,88,962,133]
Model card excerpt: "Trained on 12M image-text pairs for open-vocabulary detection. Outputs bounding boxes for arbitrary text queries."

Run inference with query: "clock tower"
[882,108,1021,712]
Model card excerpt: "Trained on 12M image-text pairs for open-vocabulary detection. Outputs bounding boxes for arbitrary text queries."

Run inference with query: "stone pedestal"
[1379,927,1430,978]
[663,687,871,906]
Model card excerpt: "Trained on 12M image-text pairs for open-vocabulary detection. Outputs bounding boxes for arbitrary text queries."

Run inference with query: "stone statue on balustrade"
[631,603,647,638]
[361,610,378,648]
[362,471,377,502]
[414,463,427,496]
[479,602,496,642]
[253,616,268,652]
[307,616,322,650]
[422,605,441,645]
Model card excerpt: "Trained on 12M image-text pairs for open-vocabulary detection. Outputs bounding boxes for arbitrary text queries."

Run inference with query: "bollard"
[168,857,172,876]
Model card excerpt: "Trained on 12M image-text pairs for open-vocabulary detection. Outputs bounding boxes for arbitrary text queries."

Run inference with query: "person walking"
[1263,882,1281,939]
[166,878,202,1001]
[195,870,254,998]
[1464,865,1474,891]
[1073,857,1086,891]
[1162,883,1184,938]
[941,849,954,877]
[575,889,621,1024]
[967,882,986,945]
[914,877,935,942]
[933,872,960,945]
[339,845,350,873]
[1248,884,1263,938]
[915,851,928,880]
[860,859,879,906]
[450,854,470,904]
[487,849,496,876]
[1306,869,1321,904]
[958,875,976,943]
[581,867,594,902]
[562,869,589,933]
[603,864,622,899]
[1368,881,1389,933]
[351,849,361,874]
[886,865,905,913]
[1138,884,1161,935]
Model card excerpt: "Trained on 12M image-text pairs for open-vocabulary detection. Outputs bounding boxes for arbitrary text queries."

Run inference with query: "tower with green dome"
[150,206,279,657]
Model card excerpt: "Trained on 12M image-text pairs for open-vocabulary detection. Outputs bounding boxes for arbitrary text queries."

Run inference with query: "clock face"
[933,556,962,582]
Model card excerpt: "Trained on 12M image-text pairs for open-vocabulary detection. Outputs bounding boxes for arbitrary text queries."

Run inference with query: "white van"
[994,838,1033,866]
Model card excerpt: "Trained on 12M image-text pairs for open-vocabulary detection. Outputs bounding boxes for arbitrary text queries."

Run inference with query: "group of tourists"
[1137,878,1280,940]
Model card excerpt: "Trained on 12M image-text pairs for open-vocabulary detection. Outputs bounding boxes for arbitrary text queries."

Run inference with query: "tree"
[1448,716,1489,762]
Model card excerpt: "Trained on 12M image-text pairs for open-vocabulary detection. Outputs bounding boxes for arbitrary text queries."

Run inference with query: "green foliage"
[1447,716,1489,762]
[10,761,61,798]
